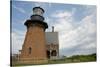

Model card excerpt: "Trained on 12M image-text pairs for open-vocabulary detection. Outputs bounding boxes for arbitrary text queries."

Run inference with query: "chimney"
[52,26,54,32]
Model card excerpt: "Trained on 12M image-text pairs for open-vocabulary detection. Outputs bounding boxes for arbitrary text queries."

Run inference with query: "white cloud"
[51,10,74,32]
[34,2,45,6]
[34,2,51,9]
[12,29,26,54]
[50,8,96,56]
[52,11,72,18]
[12,5,26,14]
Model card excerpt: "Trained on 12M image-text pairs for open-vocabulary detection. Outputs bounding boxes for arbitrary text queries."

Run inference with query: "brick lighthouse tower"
[19,7,48,64]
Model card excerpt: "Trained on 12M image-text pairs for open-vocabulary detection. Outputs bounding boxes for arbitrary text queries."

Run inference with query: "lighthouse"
[19,7,48,64]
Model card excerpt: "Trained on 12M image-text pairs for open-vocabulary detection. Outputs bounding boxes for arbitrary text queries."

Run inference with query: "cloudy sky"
[11,1,97,56]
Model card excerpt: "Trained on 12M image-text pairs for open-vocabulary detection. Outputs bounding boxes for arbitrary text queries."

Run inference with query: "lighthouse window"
[29,47,32,54]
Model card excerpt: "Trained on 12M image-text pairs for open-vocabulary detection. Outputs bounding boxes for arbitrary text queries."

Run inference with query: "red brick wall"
[20,23,47,60]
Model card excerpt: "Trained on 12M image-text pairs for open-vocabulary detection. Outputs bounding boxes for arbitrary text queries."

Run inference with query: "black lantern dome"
[31,7,45,21]
[33,7,44,16]
[24,7,48,30]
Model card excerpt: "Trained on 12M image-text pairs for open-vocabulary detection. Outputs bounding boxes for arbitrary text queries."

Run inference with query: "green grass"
[11,53,96,66]
[48,53,96,64]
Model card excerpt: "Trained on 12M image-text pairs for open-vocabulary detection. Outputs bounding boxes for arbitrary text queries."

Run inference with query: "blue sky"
[11,1,97,56]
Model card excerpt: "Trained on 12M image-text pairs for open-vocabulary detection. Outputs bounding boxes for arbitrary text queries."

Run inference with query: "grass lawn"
[11,53,96,66]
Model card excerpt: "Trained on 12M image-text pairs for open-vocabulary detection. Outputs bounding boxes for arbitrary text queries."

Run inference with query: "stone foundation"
[14,58,48,65]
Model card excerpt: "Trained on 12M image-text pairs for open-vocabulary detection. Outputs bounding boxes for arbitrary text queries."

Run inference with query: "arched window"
[51,50,57,56]
[29,47,32,54]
